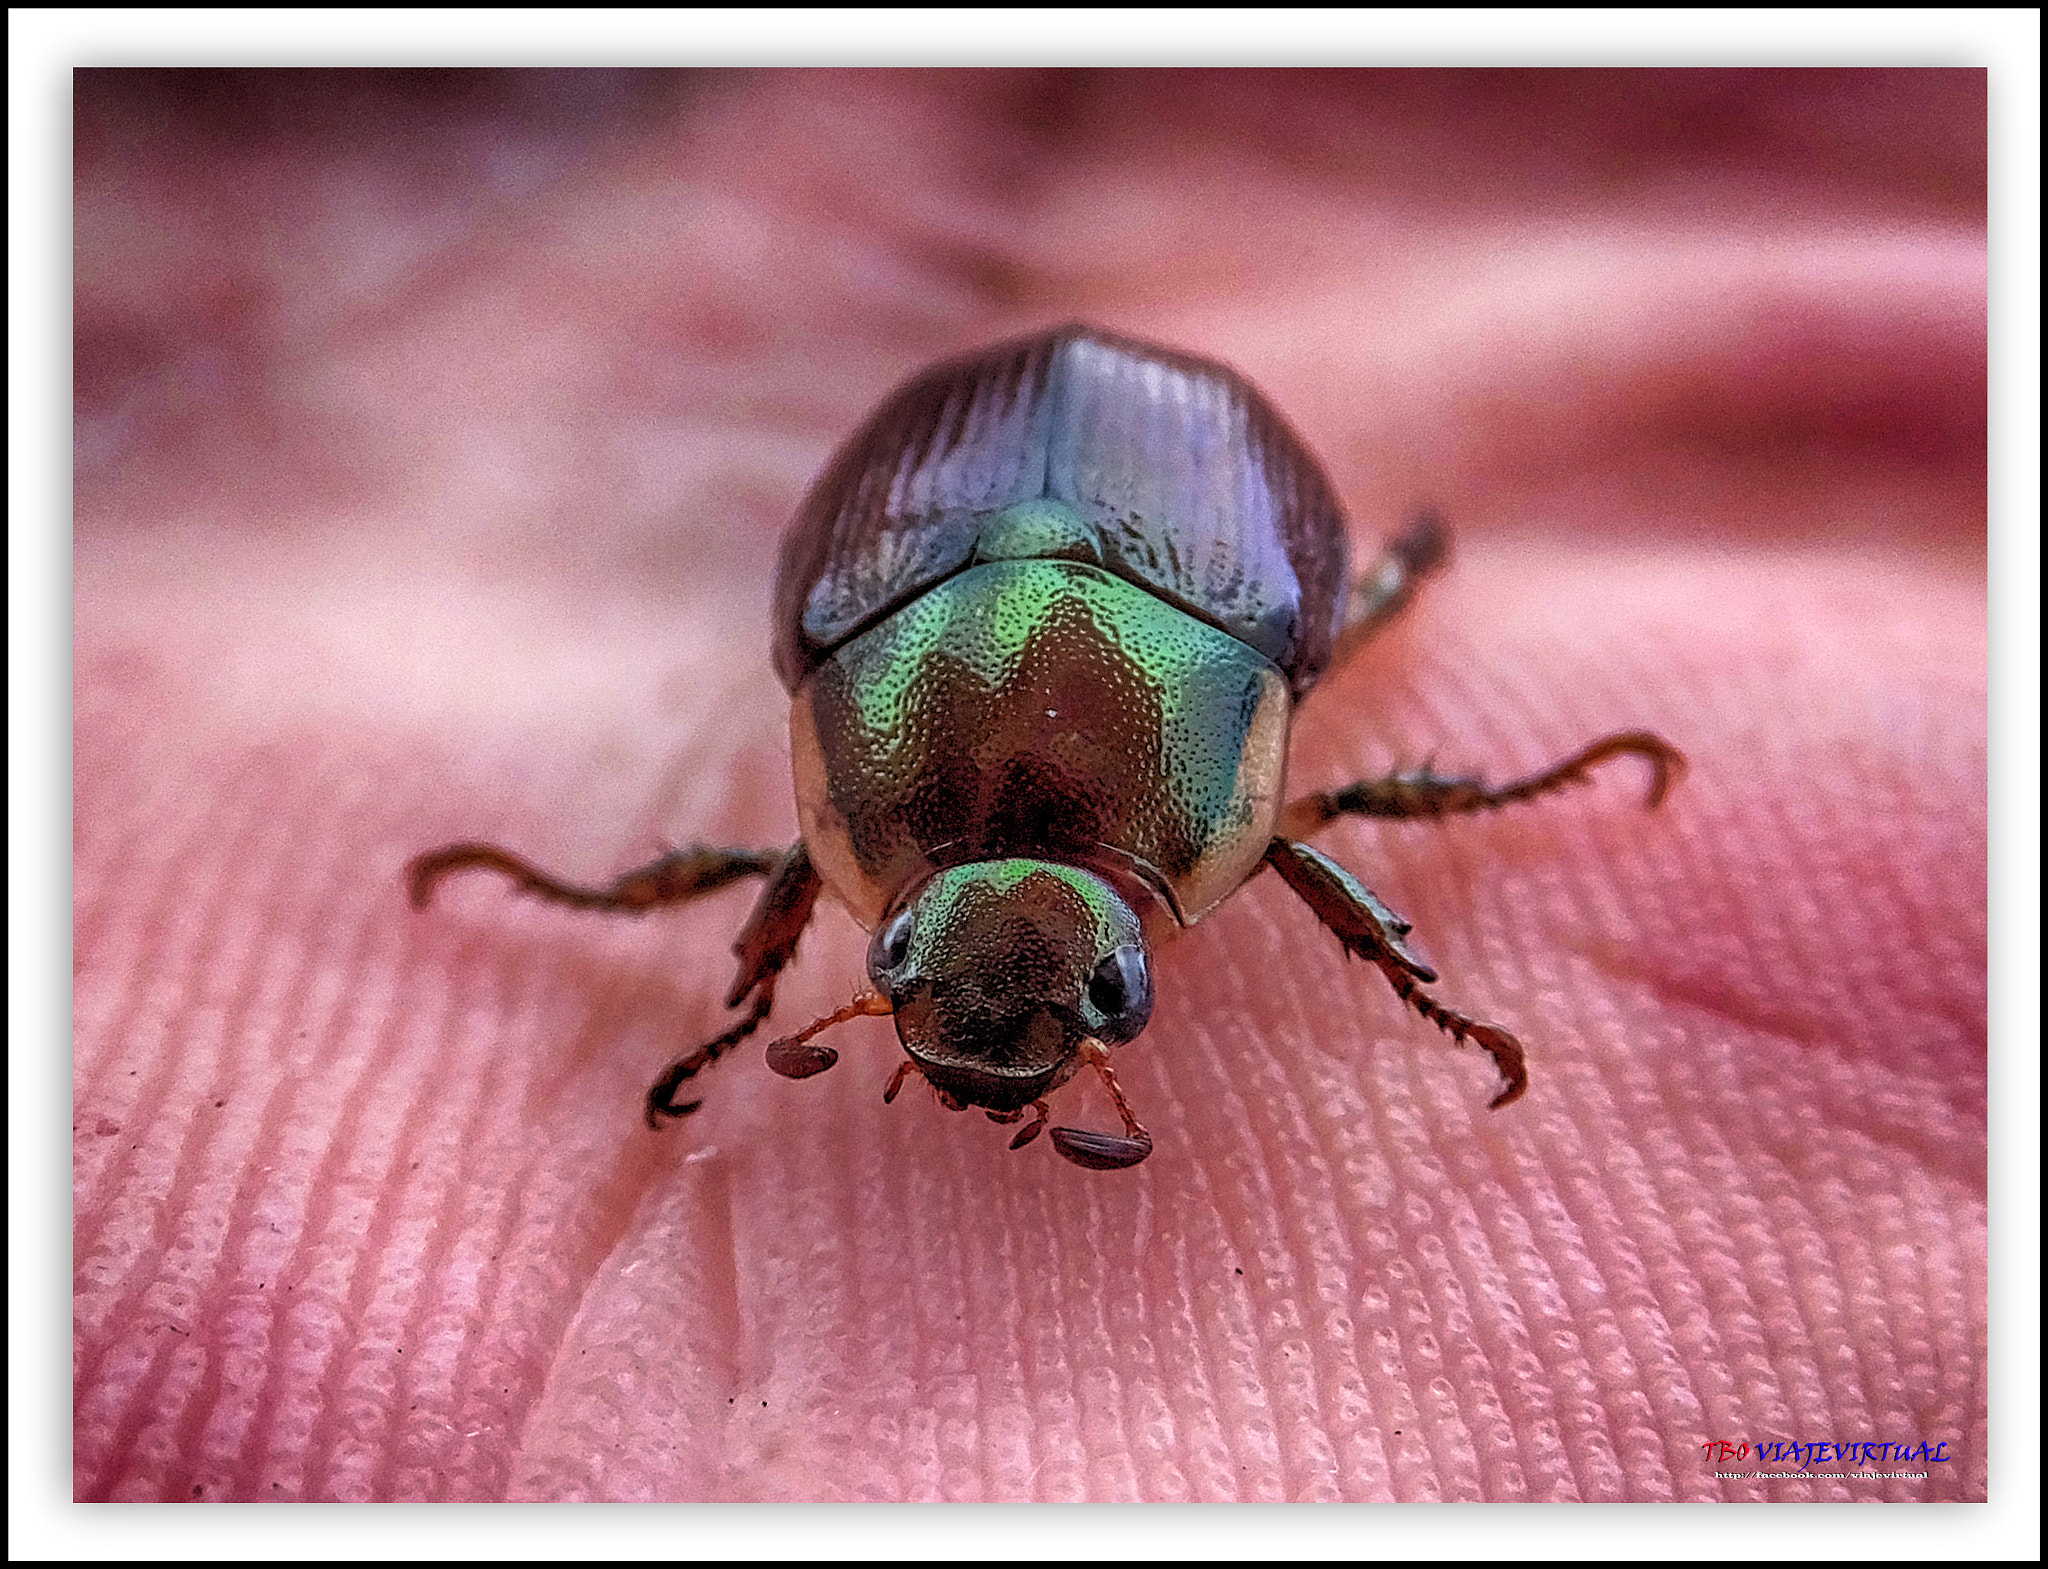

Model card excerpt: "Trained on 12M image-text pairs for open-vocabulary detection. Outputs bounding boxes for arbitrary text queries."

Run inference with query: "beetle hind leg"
[1265,838,1528,1110]
[1327,509,1450,669]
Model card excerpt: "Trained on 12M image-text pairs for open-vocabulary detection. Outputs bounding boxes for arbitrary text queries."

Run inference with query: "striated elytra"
[408,325,1683,1170]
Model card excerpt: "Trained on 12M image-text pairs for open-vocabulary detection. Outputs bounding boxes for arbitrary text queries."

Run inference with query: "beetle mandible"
[409,325,1682,1170]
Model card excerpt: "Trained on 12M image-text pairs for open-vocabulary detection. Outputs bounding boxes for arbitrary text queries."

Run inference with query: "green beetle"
[410,326,1680,1169]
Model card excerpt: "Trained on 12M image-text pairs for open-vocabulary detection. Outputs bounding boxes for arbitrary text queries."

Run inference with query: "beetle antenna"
[1047,1039,1155,1169]
[763,992,893,1080]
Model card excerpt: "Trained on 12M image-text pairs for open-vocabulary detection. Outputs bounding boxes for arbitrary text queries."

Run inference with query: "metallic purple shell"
[771,326,1352,695]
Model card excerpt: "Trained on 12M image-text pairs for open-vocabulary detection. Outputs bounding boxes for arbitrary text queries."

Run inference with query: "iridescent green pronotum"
[409,326,1683,1170]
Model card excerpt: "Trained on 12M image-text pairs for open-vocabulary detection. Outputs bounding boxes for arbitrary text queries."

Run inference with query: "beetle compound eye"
[1087,946,1153,1044]
[868,908,915,991]
[1086,954,1126,1016]
[880,910,913,969]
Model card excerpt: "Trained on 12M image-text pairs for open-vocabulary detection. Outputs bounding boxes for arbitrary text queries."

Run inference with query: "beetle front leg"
[1265,838,1528,1110]
[407,835,820,1124]
[646,842,823,1126]
[1279,730,1684,839]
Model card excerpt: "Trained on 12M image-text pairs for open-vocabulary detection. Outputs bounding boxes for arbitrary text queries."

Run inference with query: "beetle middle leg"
[1279,731,1684,839]
[408,840,785,914]
[1264,838,1528,1110]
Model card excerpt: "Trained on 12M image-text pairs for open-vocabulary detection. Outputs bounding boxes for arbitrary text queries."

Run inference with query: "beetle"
[408,325,1681,1170]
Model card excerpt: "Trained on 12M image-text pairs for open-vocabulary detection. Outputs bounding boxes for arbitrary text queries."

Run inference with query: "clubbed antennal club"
[762,993,894,1080]
[1048,1040,1155,1169]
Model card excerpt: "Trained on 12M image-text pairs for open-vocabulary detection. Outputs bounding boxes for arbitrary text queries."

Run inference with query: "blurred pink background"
[74,69,1986,1503]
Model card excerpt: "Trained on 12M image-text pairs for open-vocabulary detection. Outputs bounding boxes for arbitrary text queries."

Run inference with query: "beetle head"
[866,859,1153,1113]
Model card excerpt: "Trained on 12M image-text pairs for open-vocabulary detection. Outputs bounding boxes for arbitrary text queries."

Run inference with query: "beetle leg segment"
[407,836,821,1129]
[644,982,780,1125]
[1329,509,1450,667]
[763,993,893,1080]
[882,1063,964,1113]
[407,841,782,914]
[1265,838,1528,1111]
[1007,1102,1051,1150]
[644,843,825,1128]
[1048,1039,1155,1169]
[1381,972,1529,1111]
[1263,838,1437,980]
[1280,731,1684,838]
[882,1059,919,1104]
[719,842,823,1007]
